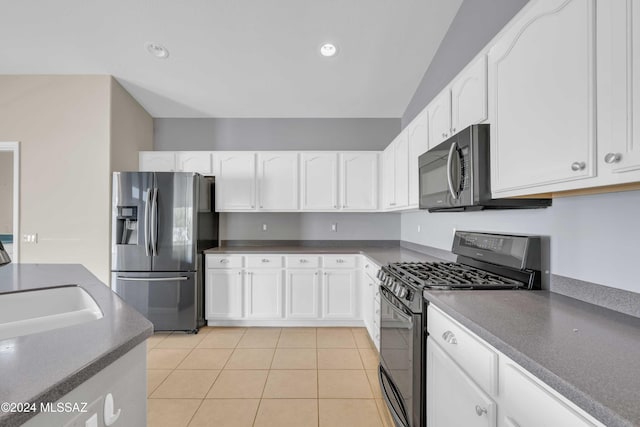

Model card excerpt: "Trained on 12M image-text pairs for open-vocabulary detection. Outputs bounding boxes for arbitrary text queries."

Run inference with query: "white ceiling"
[0,0,462,118]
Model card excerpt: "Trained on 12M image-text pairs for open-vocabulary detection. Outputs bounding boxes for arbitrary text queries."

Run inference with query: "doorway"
[0,142,19,263]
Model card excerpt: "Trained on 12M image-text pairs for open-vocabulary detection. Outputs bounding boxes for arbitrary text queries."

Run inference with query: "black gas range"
[377,231,549,427]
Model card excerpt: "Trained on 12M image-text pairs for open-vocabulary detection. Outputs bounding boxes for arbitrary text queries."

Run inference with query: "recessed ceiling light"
[320,43,337,57]
[145,42,169,59]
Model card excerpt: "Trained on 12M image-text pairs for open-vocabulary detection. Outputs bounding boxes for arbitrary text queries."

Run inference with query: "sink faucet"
[0,241,11,266]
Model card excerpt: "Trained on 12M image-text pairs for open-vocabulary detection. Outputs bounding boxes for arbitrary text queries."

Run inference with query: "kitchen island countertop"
[0,264,153,427]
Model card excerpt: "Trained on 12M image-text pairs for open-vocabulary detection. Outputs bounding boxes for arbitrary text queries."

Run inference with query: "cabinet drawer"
[206,255,244,269]
[286,255,320,268]
[428,305,498,394]
[247,255,284,269]
[323,255,358,269]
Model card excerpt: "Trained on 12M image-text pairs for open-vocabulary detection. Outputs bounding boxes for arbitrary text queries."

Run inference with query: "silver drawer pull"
[219,259,229,264]
[604,152,621,164]
[261,258,270,263]
[571,161,586,171]
[336,259,345,263]
[299,259,308,263]
[442,330,457,345]
[475,405,487,416]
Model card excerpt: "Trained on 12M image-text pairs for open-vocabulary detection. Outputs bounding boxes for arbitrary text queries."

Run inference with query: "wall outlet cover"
[262,224,267,232]
[331,223,337,232]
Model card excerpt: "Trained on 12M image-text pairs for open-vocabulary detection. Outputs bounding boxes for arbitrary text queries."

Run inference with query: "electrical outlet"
[23,233,38,243]
[331,223,338,232]
[262,224,268,232]
[417,225,421,233]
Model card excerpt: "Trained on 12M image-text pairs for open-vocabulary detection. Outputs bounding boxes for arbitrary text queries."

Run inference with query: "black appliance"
[111,172,219,333]
[377,231,548,427]
[418,124,551,211]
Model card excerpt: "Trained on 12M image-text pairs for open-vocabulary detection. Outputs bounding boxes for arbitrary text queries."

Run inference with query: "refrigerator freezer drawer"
[112,271,200,332]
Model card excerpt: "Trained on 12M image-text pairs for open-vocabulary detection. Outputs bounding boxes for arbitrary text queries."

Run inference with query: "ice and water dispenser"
[115,206,139,245]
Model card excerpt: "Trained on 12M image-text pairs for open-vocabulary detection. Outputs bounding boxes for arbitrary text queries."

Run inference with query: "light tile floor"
[147,327,394,427]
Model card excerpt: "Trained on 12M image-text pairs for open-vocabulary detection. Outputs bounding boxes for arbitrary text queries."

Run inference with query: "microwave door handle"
[446,142,459,200]
[144,189,151,256]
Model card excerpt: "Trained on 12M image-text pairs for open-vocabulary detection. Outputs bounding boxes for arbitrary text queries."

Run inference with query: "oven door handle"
[379,367,410,427]
[380,289,413,324]
[446,141,460,200]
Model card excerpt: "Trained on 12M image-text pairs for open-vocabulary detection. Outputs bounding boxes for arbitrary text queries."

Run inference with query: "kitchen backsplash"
[401,189,640,294]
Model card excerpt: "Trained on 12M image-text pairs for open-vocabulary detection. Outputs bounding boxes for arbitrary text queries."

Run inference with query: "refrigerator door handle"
[151,187,158,256]
[144,188,151,256]
[116,276,189,282]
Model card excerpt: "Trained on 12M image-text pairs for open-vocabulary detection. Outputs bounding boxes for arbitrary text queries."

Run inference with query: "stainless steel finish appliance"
[377,231,548,427]
[418,124,551,211]
[111,172,219,332]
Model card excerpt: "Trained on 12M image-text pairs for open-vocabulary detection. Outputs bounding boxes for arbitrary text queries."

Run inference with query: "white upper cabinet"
[596,0,640,184]
[489,0,596,195]
[408,110,429,207]
[382,129,409,210]
[301,153,339,210]
[139,152,177,171]
[427,89,452,148]
[216,152,257,211]
[394,131,410,208]
[257,152,299,210]
[176,152,214,175]
[381,144,396,209]
[340,152,379,211]
[451,55,488,134]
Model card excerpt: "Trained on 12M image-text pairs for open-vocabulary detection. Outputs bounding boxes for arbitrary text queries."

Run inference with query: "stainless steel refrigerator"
[111,172,219,332]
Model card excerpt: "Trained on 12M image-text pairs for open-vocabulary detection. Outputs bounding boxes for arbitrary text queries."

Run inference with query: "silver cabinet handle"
[451,127,456,133]
[389,202,396,206]
[261,258,270,263]
[571,161,586,171]
[442,330,457,345]
[336,259,345,263]
[475,405,487,416]
[260,205,264,208]
[238,271,242,275]
[299,259,308,263]
[604,153,621,164]
[220,259,229,263]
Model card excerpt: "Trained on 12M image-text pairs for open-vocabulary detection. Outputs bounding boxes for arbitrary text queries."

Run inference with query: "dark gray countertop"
[204,244,439,266]
[423,290,640,427]
[0,264,153,426]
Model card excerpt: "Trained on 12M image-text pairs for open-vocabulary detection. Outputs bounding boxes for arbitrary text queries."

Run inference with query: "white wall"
[0,152,12,234]
[401,190,640,293]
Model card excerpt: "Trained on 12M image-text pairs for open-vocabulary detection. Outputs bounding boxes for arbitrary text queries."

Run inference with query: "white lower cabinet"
[426,305,605,427]
[286,269,320,319]
[205,269,244,319]
[427,337,497,427]
[245,270,283,319]
[322,270,358,319]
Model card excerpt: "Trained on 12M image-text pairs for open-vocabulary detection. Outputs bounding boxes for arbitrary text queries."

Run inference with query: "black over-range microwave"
[418,124,551,211]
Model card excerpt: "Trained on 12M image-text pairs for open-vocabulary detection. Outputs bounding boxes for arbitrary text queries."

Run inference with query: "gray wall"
[154,118,400,151]
[155,117,401,241]
[402,0,530,127]
[221,212,400,241]
[401,190,640,294]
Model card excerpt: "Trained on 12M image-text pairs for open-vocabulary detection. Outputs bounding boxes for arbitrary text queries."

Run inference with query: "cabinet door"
[245,270,283,319]
[286,270,320,319]
[500,360,600,427]
[216,152,256,211]
[205,269,243,319]
[139,152,176,172]
[489,0,596,194]
[426,338,496,427]
[301,153,338,210]
[408,110,429,207]
[340,152,378,210]
[597,1,640,180]
[176,152,213,174]
[381,144,396,209]
[451,55,488,133]
[322,270,357,319]
[427,89,452,148]
[257,152,299,210]
[394,130,410,208]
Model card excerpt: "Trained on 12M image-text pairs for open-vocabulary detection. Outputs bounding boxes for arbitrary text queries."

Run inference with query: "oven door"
[379,286,420,427]
[418,133,471,210]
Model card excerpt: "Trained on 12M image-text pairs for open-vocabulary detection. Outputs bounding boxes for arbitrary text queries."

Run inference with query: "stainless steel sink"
[0,285,103,341]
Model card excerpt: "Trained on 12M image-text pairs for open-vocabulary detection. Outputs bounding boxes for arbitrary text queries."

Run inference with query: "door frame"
[0,142,19,263]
